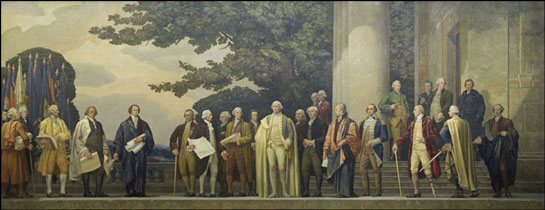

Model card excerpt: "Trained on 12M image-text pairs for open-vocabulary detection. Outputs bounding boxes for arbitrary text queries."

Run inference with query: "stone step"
[4,194,544,209]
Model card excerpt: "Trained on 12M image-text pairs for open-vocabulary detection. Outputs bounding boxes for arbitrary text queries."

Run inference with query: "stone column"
[332,1,390,124]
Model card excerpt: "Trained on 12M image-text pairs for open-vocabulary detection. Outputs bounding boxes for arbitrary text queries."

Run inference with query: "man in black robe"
[473,104,518,198]
[457,79,486,161]
[113,104,155,197]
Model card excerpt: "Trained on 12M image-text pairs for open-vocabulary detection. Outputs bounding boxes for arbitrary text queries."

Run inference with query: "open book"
[125,134,146,153]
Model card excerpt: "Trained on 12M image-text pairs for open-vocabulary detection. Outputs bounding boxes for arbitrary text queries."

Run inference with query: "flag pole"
[173,153,178,197]
[29,147,35,194]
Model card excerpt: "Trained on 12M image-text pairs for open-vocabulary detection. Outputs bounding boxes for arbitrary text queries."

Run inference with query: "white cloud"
[2,2,261,146]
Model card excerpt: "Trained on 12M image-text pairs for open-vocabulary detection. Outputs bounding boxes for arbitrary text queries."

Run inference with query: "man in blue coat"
[358,104,388,196]
[113,104,155,197]
[457,79,485,161]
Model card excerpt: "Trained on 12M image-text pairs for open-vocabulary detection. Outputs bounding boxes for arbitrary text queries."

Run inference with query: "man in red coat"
[393,105,440,198]
[317,90,331,125]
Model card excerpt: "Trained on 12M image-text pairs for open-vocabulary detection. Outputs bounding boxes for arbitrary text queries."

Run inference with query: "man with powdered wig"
[317,90,331,125]
[440,105,479,198]
[169,109,207,197]
[197,110,219,197]
[1,108,32,198]
[70,106,112,197]
[36,105,72,197]
[298,106,327,197]
[216,111,231,197]
[255,101,300,198]
[323,104,361,198]
[220,107,252,196]
[393,105,440,198]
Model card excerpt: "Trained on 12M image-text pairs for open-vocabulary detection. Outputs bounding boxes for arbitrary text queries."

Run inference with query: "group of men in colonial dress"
[1,80,519,199]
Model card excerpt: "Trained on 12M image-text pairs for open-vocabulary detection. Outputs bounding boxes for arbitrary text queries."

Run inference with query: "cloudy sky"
[1,2,258,146]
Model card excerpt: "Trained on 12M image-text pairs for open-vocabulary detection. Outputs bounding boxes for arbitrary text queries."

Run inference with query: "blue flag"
[40,57,51,120]
[26,54,39,134]
[1,65,8,111]
[58,65,70,127]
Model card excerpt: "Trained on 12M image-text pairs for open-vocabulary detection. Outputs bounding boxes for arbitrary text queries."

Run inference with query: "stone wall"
[415,1,544,189]
[416,1,544,154]
[507,2,545,154]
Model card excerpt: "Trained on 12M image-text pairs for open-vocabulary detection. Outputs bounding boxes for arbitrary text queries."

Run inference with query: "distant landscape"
[106,140,175,162]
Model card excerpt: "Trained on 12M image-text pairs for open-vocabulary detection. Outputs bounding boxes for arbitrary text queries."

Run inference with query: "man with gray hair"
[1,108,32,198]
[323,104,361,198]
[426,78,453,130]
[70,106,112,197]
[393,105,440,198]
[311,93,319,107]
[317,90,331,125]
[440,105,479,198]
[473,104,518,198]
[255,101,300,197]
[18,105,36,196]
[379,80,410,161]
[298,106,327,197]
[359,104,389,197]
[197,110,219,197]
[36,105,72,197]
[216,110,231,197]
[220,107,252,196]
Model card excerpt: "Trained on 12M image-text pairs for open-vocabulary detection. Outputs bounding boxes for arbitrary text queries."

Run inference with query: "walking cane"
[394,152,402,197]
[173,153,178,197]
[29,148,35,194]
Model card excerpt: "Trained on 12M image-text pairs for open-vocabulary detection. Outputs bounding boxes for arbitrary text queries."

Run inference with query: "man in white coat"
[69,106,113,197]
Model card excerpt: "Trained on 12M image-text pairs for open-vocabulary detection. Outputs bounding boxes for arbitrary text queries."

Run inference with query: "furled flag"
[40,57,51,119]
[15,57,25,108]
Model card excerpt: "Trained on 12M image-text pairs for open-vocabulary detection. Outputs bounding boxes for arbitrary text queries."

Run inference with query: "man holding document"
[220,107,252,197]
[69,106,113,197]
[113,104,155,197]
[169,109,209,197]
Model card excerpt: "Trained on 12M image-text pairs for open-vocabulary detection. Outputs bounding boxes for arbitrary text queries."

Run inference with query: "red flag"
[9,85,15,108]
[49,77,56,104]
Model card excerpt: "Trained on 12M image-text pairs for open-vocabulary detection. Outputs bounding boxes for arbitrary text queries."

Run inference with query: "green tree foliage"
[193,87,268,124]
[389,1,415,110]
[89,2,333,118]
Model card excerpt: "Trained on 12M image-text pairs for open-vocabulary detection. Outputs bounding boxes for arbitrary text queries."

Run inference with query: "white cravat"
[416,114,424,122]
[51,116,58,125]
[495,116,501,121]
[86,116,96,129]
[308,117,316,126]
[130,115,138,127]
[205,120,216,149]
[365,115,376,128]
[234,119,240,128]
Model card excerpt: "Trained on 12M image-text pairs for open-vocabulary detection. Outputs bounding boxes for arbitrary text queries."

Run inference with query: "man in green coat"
[378,80,410,161]
[425,77,453,156]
